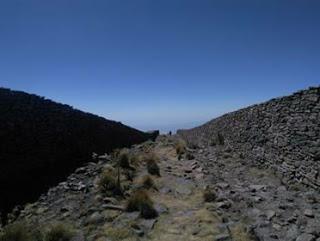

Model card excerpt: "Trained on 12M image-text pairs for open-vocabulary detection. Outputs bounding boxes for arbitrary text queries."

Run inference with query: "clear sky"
[0,0,319,132]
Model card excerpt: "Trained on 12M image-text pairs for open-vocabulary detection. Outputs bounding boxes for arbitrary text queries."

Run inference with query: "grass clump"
[139,175,157,190]
[142,153,160,176]
[117,149,131,169]
[230,224,253,241]
[203,187,217,202]
[103,227,133,241]
[0,223,34,241]
[129,153,141,167]
[44,224,75,241]
[146,158,160,177]
[126,190,158,219]
[175,139,186,158]
[0,223,75,241]
[98,170,122,196]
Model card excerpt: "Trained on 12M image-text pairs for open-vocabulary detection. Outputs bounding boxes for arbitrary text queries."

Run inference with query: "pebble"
[304,209,314,218]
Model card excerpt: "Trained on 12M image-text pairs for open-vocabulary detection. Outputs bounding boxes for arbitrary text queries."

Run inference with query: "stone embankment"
[178,87,320,189]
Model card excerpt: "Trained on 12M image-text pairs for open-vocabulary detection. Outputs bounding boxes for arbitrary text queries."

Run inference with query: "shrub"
[117,150,131,169]
[175,140,186,156]
[126,190,158,219]
[103,227,132,241]
[0,223,33,241]
[130,153,141,167]
[140,175,157,190]
[146,159,160,177]
[44,224,75,241]
[141,153,160,176]
[98,170,122,196]
[203,188,217,202]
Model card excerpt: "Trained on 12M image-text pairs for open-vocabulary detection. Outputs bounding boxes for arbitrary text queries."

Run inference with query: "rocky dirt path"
[144,144,224,241]
[7,136,320,241]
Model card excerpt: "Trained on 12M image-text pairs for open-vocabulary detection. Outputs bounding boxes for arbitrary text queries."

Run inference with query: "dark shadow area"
[0,88,157,223]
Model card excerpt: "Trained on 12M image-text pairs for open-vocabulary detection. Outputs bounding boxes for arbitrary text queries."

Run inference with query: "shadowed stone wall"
[178,87,320,189]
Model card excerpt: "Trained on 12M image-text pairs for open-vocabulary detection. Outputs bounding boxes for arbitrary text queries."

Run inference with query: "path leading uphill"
[4,135,320,241]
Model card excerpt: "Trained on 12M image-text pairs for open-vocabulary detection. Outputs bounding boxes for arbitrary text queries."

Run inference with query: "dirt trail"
[145,145,221,241]
[9,136,320,241]
[121,140,255,241]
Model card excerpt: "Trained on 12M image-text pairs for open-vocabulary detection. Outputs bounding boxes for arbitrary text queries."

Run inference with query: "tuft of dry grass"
[0,222,33,241]
[139,175,157,190]
[126,190,158,219]
[230,224,253,241]
[44,223,75,241]
[0,222,75,241]
[129,153,141,167]
[203,187,217,202]
[175,139,186,157]
[146,159,160,177]
[98,170,122,196]
[103,227,133,241]
[117,149,131,169]
[142,153,161,176]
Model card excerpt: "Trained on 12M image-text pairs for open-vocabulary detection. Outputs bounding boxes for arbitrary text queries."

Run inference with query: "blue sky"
[0,0,319,132]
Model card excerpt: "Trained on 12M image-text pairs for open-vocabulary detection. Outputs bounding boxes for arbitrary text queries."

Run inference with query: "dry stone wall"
[178,87,320,189]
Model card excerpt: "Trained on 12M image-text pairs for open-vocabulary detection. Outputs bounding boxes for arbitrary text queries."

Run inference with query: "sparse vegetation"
[203,187,217,202]
[44,224,75,241]
[0,223,34,241]
[98,170,122,196]
[146,159,160,176]
[175,139,186,157]
[117,149,131,169]
[130,153,141,167]
[0,223,75,241]
[139,175,157,190]
[126,190,158,219]
[230,223,253,241]
[103,227,133,241]
[0,88,154,221]
[141,152,161,176]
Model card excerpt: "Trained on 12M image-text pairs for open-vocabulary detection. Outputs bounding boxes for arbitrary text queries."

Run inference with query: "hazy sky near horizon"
[0,0,319,132]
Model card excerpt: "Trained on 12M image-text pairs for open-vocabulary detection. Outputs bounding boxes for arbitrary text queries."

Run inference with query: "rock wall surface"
[178,87,320,189]
[0,87,156,220]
